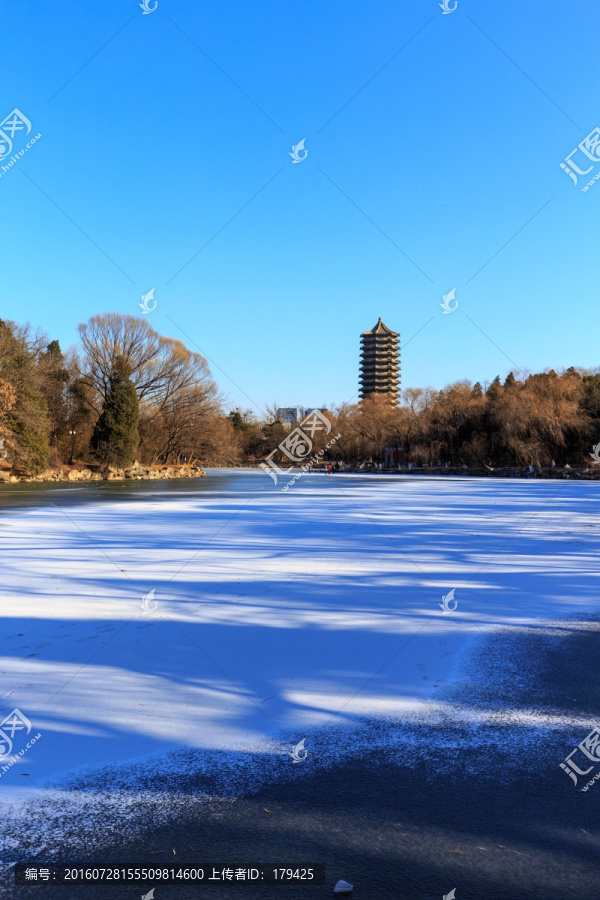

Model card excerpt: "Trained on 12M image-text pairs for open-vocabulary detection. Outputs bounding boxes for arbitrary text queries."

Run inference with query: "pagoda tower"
[359,317,401,404]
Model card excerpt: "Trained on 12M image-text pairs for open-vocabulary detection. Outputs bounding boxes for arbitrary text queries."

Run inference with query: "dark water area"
[0,470,271,512]
[0,470,416,512]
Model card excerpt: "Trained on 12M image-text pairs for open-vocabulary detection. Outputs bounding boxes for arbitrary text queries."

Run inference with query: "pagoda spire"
[359,318,401,403]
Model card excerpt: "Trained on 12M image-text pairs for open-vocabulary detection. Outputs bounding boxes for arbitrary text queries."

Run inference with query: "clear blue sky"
[1,0,598,416]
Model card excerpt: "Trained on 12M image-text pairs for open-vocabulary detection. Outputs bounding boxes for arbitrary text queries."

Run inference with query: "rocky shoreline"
[0,461,206,484]
[3,461,598,484]
[339,463,600,480]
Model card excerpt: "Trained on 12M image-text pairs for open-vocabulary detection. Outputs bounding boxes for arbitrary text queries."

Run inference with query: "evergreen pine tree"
[90,356,139,467]
[0,319,50,475]
[39,340,70,448]
[486,375,502,400]
[229,410,246,431]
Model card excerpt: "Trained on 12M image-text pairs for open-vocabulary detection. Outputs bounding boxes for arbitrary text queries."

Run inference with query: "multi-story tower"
[359,317,401,404]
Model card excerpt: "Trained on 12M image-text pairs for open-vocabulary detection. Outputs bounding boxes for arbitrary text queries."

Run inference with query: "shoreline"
[1,461,599,486]
[0,462,206,485]
[335,464,600,480]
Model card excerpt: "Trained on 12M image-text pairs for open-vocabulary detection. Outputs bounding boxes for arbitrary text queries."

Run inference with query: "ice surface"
[0,473,598,855]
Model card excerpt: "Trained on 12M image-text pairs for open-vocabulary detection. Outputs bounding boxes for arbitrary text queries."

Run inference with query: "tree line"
[233,370,600,470]
[1,312,599,474]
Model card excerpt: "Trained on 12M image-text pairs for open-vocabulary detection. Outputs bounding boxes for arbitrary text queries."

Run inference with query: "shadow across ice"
[3,618,600,900]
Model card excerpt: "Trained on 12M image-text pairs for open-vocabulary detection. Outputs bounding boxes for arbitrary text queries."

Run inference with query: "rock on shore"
[0,461,206,484]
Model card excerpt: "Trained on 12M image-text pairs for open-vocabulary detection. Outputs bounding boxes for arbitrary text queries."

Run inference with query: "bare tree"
[78,313,212,409]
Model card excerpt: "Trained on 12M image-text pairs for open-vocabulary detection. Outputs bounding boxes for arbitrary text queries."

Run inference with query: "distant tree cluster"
[0,314,239,474]
[233,370,600,470]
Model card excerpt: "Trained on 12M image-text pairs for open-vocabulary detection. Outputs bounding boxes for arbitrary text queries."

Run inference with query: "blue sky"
[1,0,598,415]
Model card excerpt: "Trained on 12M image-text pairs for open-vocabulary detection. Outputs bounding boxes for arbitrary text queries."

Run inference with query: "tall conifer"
[91,356,139,467]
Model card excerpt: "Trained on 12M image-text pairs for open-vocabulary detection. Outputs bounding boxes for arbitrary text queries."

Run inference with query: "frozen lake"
[1,471,599,858]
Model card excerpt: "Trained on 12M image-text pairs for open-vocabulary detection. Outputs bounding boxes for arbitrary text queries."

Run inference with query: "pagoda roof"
[361,317,399,338]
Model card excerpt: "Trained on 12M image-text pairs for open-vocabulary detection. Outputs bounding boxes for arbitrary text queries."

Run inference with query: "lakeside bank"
[334,463,600,480]
[0,461,206,484]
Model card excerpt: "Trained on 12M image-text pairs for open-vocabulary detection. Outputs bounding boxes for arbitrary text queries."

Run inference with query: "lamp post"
[69,429,76,465]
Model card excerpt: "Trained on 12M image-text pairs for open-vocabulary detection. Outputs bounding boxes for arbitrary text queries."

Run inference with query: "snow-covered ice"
[0,471,599,856]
